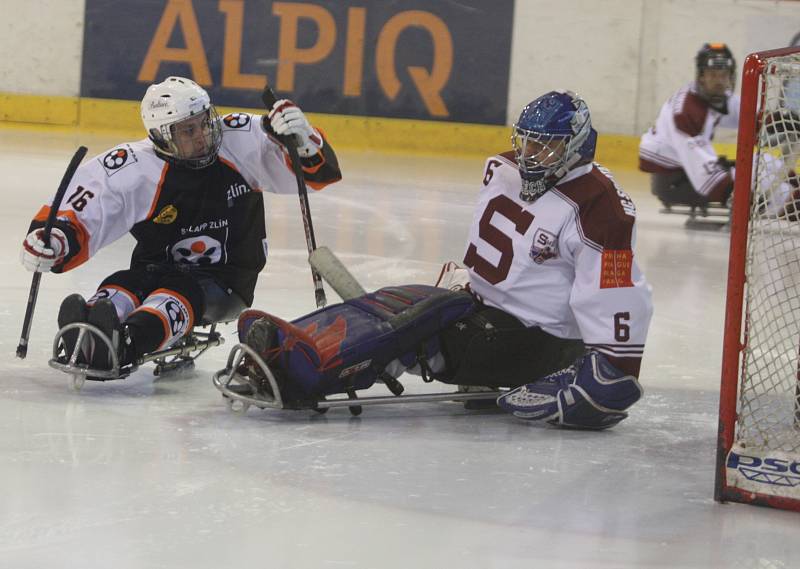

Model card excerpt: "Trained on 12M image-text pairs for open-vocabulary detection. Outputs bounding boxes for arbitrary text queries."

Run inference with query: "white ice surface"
[0,129,797,569]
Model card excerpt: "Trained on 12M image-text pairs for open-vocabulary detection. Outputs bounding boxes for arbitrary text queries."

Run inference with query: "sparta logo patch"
[153,205,178,225]
[529,229,559,264]
[99,145,137,176]
[222,113,251,130]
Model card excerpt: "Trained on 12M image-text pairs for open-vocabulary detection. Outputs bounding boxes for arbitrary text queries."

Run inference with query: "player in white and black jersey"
[20,76,341,373]
[233,91,652,429]
[639,43,740,208]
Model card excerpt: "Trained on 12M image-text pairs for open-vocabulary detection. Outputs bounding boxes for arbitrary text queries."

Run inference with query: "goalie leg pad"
[237,285,476,403]
[497,352,643,430]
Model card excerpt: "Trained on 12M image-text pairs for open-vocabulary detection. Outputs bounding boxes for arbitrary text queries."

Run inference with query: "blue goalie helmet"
[512,90,598,202]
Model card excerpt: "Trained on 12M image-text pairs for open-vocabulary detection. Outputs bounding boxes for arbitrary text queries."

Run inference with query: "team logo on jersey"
[529,229,559,264]
[227,182,251,203]
[153,205,178,224]
[222,113,251,130]
[99,145,137,176]
[171,235,223,265]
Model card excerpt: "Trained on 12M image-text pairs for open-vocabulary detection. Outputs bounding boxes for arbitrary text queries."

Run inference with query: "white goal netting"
[738,53,800,454]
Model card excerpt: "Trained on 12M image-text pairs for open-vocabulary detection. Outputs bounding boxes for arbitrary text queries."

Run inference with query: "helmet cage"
[141,76,223,169]
[512,130,573,182]
[695,44,736,109]
[149,107,222,169]
[511,93,594,201]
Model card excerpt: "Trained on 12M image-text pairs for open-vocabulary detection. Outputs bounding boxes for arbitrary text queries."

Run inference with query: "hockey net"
[716,47,800,511]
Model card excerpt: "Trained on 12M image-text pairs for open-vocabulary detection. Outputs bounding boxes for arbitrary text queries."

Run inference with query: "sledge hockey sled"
[212,343,503,415]
[212,247,503,416]
[659,202,730,230]
[49,321,225,390]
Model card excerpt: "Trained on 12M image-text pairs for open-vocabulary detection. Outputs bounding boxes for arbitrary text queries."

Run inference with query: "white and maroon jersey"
[639,82,739,201]
[29,112,341,305]
[464,152,653,375]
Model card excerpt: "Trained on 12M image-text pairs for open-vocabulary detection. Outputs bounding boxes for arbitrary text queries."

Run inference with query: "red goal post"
[716,46,800,511]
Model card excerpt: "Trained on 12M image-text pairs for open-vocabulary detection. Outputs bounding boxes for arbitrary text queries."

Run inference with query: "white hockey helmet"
[140,76,222,169]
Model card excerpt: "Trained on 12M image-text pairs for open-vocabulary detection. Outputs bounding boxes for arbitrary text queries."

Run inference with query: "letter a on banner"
[138,0,212,85]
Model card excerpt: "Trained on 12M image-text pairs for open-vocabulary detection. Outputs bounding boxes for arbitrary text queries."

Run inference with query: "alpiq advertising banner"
[81,0,514,125]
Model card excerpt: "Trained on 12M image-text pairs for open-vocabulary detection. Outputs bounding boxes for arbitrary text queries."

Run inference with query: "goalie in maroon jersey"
[232,91,653,429]
[639,43,740,209]
[20,76,341,377]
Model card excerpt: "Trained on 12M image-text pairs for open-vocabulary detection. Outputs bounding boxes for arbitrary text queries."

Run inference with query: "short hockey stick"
[16,145,88,359]
[261,86,327,308]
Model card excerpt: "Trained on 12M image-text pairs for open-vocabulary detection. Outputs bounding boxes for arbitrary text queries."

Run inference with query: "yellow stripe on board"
[0,92,79,126]
[0,92,735,170]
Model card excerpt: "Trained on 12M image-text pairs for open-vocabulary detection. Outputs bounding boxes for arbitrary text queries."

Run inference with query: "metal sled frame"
[659,203,730,218]
[49,322,225,390]
[659,203,730,230]
[212,342,504,415]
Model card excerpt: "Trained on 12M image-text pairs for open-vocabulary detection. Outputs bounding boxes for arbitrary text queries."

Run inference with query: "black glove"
[717,155,736,171]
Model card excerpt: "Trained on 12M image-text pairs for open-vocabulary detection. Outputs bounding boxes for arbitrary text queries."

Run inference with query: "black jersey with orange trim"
[28,112,341,305]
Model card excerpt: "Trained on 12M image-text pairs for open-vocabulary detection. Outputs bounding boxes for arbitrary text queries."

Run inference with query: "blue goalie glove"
[496,352,643,429]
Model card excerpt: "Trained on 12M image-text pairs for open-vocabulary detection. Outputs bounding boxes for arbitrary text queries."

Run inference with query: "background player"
[20,76,341,373]
[639,43,739,209]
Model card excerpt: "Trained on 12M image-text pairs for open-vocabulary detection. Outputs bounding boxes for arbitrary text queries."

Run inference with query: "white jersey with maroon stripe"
[464,153,653,365]
[639,82,739,199]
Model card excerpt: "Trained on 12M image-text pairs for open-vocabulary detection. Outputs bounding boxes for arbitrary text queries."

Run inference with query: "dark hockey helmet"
[696,43,736,76]
[511,90,597,202]
[695,43,736,109]
[141,76,223,169]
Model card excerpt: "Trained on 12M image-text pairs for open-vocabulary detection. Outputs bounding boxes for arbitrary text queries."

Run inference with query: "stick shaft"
[261,87,327,308]
[287,142,326,304]
[16,145,88,359]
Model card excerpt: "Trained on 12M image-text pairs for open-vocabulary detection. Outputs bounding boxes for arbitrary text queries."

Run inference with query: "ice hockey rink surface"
[0,128,797,569]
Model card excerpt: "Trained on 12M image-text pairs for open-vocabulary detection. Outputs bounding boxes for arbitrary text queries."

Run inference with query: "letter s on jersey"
[464,194,534,285]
